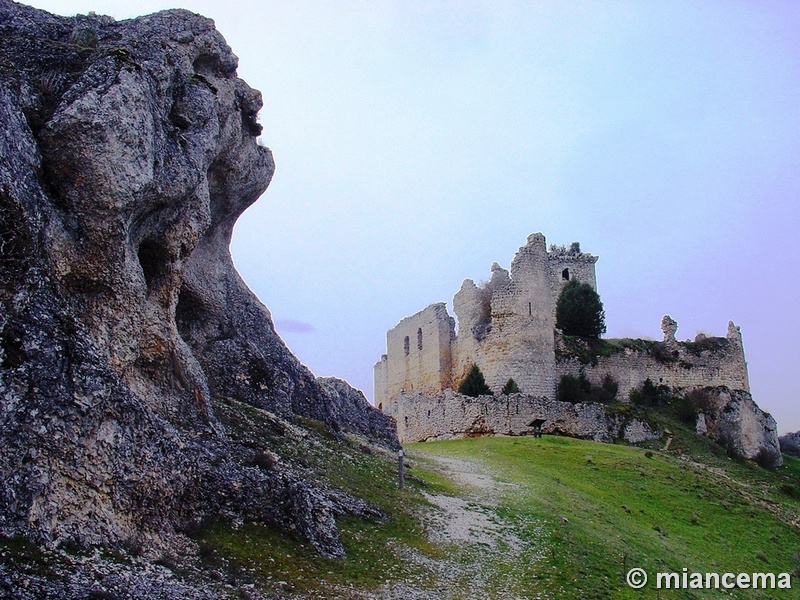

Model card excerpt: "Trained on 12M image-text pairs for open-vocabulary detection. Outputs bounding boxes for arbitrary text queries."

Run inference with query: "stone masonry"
[388,389,661,445]
[374,232,778,465]
[374,233,600,409]
[555,321,750,399]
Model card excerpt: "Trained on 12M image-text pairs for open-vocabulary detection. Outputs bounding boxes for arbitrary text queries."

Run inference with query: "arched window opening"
[417,327,423,351]
[404,336,410,356]
[378,403,383,411]
[528,302,532,316]
[562,268,570,281]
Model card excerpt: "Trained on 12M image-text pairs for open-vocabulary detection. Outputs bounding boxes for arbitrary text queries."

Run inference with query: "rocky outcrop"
[778,431,800,459]
[317,376,400,446]
[0,0,396,566]
[696,388,782,468]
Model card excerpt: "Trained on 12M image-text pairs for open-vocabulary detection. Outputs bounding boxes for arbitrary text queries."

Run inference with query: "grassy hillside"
[188,400,800,598]
[410,436,800,599]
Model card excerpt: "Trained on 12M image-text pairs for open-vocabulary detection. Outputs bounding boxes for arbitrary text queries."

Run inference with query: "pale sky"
[24,1,800,433]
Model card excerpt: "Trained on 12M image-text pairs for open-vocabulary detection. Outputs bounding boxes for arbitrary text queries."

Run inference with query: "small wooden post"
[398,449,404,489]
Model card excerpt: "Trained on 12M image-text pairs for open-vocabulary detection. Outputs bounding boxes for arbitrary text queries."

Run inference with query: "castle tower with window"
[373,233,598,411]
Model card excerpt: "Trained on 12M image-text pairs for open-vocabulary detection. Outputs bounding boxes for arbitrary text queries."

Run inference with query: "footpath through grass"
[409,436,800,599]
[191,399,800,598]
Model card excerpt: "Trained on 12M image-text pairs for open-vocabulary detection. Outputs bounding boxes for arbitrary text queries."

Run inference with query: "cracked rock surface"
[0,0,398,586]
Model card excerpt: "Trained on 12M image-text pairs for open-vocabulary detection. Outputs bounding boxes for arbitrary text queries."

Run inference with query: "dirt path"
[366,452,548,600]
[421,456,523,551]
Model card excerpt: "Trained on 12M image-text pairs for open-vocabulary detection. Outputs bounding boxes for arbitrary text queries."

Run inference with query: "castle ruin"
[374,233,757,446]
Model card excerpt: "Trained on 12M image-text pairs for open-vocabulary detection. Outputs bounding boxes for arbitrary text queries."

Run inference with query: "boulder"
[699,387,782,468]
[778,430,800,459]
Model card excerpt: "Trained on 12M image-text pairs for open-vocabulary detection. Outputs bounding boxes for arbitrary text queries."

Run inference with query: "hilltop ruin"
[375,233,781,466]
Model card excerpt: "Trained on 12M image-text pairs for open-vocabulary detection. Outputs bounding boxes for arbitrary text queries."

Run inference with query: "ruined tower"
[374,233,598,410]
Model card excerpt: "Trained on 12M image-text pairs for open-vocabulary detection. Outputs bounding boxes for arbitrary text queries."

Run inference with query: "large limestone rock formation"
[0,0,396,567]
[696,388,782,468]
[779,430,800,458]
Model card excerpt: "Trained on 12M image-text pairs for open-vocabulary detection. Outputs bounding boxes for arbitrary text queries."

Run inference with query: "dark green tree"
[557,372,592,404]
[555,279,606,338]
[501,378,520,395]
[628,378,671,406]
[597,373,619,404]
[458,364,492,397]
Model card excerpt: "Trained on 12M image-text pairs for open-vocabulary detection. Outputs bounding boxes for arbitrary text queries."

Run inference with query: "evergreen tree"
[555,279,606,338]
[557,372,592,403]
[458,364,492,397]
[501,378,520,395]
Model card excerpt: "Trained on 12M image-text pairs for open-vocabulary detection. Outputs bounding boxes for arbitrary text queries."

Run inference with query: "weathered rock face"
[0,0,396,561]
[317,376,400,443]
[696,388,782,468]
[779,431,800,459]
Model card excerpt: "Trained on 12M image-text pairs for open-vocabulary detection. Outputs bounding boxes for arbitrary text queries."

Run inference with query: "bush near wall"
[628,378,671,406]
[502,378,520,395]
[628,381,715,426]
[557,372,618,404]
[458,364,492,397]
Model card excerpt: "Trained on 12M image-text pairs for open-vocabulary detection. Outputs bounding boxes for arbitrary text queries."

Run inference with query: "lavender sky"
[28,1,800,433]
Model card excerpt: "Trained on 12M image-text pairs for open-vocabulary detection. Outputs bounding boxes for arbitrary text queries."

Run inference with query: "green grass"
[191,400,451,597]
[408,436,800,599]
[190,399,800,598]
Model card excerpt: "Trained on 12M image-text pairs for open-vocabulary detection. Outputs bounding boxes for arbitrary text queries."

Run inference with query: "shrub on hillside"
[557,372,591,404]
[555,279,606,338]
[672,394,698,424]
[629,378,671,407]
[597,373,619,404]
[458,364,492,397]
[754,447,779,469]
[502,378,520,395]
[671,388,714,424]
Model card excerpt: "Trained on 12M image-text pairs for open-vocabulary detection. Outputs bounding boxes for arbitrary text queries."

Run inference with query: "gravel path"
[421,456,523,551]
[365,452,548,599]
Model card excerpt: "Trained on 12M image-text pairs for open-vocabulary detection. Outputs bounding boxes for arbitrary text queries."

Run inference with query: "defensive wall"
[556,319,750,400]
[374,232,754,448]
[386,389,661,444]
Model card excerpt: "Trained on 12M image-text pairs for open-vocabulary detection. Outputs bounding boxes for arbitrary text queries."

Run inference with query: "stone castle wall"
[556,322,750,401]
[387,390,661,444]
[373,355,388,411]
[377,303,455,410]
[374,233,754,449]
